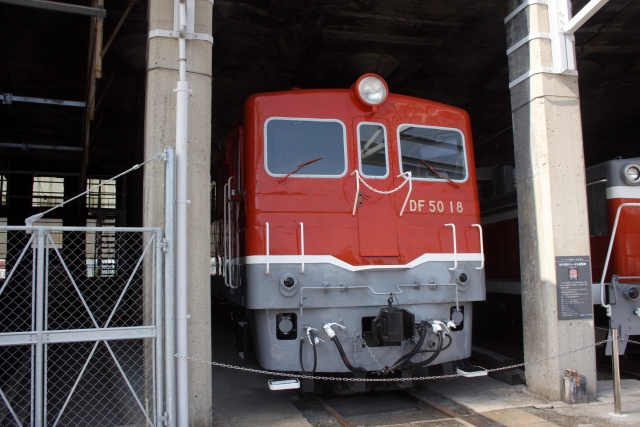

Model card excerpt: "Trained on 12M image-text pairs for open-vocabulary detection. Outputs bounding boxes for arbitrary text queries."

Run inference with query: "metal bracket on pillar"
[503,0,548,24]
[547,0,577,74]
[506,32,551,55]
[148,0,213,44]
[506,0,609,88]
[563,0,610,35]
[149,29,213,44]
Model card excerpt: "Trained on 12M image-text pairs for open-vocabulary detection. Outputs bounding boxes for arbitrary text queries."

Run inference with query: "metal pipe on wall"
[164,147,177,427]
[154,227,165,425]
[175,0,190,425]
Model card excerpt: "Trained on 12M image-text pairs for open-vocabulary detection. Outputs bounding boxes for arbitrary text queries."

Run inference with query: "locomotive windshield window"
[265,118,347,177]
[398,125,467,181]
[358,123,388,178]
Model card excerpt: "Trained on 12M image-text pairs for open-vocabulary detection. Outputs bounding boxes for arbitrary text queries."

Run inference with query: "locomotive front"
[213,74,485,384]
[587,158,640,356]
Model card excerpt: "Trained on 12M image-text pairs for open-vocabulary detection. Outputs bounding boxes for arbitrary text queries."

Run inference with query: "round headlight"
[622,164,640,185]
[354,74,388,107]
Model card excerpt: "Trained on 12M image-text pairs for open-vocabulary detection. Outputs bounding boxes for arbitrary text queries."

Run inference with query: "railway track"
[305,389,505,427]
[597,362,640,380]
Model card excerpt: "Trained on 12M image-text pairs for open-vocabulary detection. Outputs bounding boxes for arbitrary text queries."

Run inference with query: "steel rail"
[311,390,495,427]
[597,363,640,381]
[310,395,355,427]
[404,390,488,427]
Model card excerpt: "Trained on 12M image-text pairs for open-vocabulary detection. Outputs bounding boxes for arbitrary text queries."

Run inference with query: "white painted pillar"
[144,0,213,424]
[505,0,597,400]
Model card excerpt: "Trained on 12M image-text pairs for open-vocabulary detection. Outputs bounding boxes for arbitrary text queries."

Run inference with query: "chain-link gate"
[0,225,165,427]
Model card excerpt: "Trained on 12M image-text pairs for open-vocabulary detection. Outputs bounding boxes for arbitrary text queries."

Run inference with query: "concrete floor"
[209,326,640,426]
[421,377,640,427]
[210,326,312,427]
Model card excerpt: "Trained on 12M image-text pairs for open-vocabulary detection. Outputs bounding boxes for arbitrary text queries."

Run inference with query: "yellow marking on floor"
[481,409,560,427]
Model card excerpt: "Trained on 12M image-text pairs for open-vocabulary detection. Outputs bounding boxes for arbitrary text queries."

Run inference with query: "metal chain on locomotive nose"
[354,170,411,195]
[175,338,615,382]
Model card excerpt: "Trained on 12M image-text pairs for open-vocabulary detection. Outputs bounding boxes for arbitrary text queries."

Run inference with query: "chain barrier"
[176,337,632,383]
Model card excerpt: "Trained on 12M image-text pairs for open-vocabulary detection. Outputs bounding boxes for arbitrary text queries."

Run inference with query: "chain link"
[479,338,611,373]
[628,339,640,346]
[176,338,616,382]
[352,337,359,368]
[176,353,460,382]
[360,337,384,370]
[354,170,410,195]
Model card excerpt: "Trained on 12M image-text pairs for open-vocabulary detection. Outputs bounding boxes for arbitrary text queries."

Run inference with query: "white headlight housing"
[622,164,640,185]
[353,74,389,109]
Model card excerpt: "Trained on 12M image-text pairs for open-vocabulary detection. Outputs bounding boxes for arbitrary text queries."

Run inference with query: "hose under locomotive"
[299,301,457,377]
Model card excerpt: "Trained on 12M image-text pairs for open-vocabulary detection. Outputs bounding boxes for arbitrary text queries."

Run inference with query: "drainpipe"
[175,0,190,426]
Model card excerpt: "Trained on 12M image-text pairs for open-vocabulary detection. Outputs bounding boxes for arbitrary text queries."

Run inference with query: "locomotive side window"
[265,118,347,177]
[398,125,467,181]
[586,180,608,236]
[358,123,388,178]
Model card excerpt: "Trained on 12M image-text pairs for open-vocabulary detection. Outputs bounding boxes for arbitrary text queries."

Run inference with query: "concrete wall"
[144,0,213,424]
[506,2,597,401]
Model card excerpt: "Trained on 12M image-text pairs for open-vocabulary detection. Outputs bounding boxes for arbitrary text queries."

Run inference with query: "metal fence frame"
[0,224,167,427]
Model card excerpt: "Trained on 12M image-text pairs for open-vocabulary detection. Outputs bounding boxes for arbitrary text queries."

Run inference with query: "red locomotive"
[479,159,640,355]
[211,74,486,388]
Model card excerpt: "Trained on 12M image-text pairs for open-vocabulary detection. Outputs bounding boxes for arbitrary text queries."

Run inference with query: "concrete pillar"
[144,0,213,424]
[505,1,597,400]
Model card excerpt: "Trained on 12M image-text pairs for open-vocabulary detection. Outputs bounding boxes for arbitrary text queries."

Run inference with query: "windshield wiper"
[420,159,460,189]
[278,157,323,183]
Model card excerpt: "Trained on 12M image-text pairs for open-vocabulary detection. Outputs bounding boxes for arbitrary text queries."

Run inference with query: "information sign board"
[556,256,593,320]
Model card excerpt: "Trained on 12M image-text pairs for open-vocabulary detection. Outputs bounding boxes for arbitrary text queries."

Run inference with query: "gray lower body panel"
[213,260,485,373]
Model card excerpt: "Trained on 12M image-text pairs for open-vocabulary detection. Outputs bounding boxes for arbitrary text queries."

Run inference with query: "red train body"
[212,74,485,381]
[221,87,481,264]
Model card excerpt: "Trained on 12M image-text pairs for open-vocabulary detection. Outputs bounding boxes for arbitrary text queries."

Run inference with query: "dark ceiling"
[0,0,148,179]
[211,0,640,168]
[1,0,639,186]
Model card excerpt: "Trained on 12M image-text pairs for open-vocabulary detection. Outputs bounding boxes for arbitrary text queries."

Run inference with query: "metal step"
[268,378,300,391]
